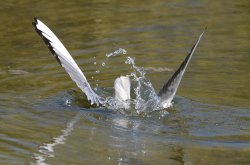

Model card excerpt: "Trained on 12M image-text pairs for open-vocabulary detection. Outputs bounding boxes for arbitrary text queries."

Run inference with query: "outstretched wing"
[158,32,204,108]
[32,18,103,106]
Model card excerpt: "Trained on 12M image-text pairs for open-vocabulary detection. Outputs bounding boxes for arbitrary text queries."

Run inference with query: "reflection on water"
[32,94,250,165]
[0,0,250,164]
[33,111,83,165]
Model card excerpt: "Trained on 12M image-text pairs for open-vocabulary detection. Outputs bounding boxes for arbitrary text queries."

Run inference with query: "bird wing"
[158,32,204,108]
[32,18,103,106]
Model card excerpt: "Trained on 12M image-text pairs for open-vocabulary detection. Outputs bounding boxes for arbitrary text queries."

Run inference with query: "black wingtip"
[32,18,42,38]
[32,17,38,26]
[32,18,62,66]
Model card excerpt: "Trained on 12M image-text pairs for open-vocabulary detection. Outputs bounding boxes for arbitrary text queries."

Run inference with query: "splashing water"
[125,57,161,113]
[94,48,162,114]
[106,48,127,57]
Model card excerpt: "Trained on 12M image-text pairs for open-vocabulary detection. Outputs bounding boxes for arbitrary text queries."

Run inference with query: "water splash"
[94,48,162,113]
[102,62,106,67]
[125,57,161,113]
[106,48,127,57]
[88,48,164,114]
[64,99,71,107]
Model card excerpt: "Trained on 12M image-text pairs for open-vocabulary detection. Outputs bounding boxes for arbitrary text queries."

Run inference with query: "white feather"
[33,18,102,105]
[33,18,204,109]
[114,76,131,109]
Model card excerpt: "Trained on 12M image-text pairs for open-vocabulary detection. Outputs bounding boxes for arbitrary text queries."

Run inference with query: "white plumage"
[32,18,204,109]
[114,76,131,109]
[32,18,103,105]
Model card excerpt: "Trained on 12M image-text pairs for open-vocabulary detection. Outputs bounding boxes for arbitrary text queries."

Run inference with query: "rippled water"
[0,0,250,164]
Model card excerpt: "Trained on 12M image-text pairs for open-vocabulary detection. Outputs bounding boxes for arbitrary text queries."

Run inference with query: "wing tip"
[199,28,207,39]
[32,18,105,107]
[32,18,62,66]
[158,30,205,104]
[32,17,42,37]
[32,17,38,27]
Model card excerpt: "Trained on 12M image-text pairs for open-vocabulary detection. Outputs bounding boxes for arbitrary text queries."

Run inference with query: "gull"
[32,18,204,109]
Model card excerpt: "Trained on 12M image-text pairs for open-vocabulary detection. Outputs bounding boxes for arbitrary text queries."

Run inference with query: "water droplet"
[106,48,127,57]
[65,100,71,106]
[122,49,127,54]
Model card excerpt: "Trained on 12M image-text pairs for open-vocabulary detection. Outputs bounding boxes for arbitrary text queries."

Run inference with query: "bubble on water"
[95,70,100,73]
[94,62,97,65]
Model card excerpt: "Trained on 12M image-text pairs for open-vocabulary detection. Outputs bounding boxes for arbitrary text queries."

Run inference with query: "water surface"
[0,0,249,164]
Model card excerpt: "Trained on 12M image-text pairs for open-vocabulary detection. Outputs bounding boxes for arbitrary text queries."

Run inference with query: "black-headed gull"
[32,18,204,109]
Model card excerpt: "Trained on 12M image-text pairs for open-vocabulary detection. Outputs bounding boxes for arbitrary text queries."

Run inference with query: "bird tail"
[114,76,131,109]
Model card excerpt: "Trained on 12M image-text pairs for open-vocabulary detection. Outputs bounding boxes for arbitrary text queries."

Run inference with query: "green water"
[0,0,249,164]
